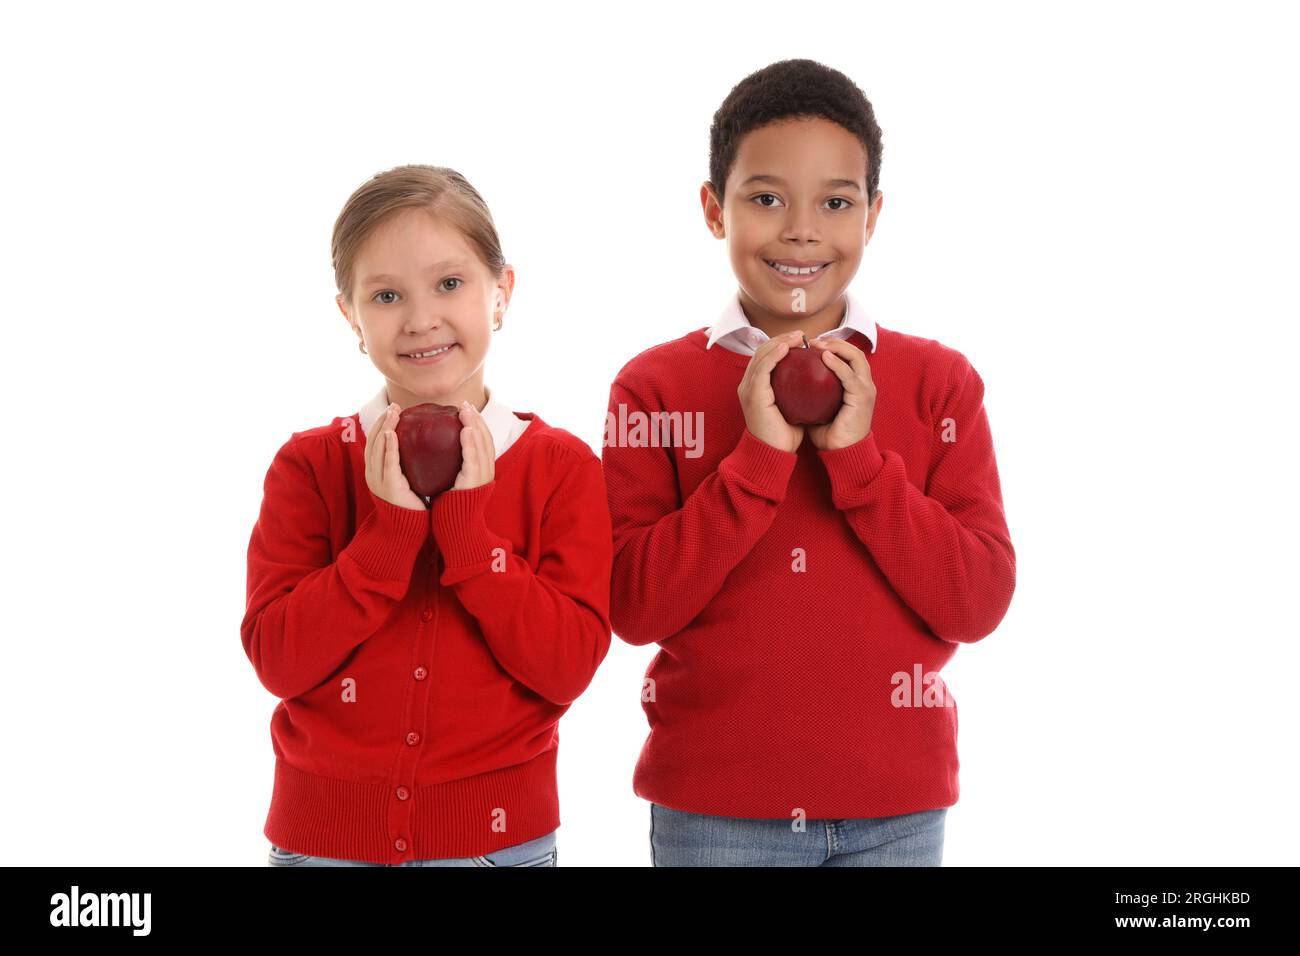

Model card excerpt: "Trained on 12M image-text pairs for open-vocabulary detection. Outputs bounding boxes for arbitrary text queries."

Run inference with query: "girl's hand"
[738,330,806,453]
[364,403,428,511]
[805,337,877,450]
[451,400,495,491]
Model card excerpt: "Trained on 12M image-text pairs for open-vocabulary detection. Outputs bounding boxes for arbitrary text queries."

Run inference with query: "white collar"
[705,289,877,354]
[357,383,530,460]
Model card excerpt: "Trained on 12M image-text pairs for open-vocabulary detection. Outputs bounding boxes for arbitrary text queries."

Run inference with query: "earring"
[493,315,502,331]
[358,341,368,355]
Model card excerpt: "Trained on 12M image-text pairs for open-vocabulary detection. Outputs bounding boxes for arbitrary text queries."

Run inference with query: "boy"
[600,59,1016,866]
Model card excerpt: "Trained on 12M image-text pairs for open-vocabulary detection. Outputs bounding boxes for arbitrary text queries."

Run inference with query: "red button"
[406,731,420,746]
[421,608,433,622]
[394,837,407,852]
[413,666,427,680]
[396,786,409,800]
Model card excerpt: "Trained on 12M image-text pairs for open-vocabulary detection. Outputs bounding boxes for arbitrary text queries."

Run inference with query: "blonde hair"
[331,164,506,309]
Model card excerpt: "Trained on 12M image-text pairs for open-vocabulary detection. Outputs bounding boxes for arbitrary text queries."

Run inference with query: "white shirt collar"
[357,383,530,460]
[705,289,877,355]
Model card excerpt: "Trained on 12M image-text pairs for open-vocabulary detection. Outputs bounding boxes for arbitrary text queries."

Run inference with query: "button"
[413,666,427,681]
[396,786,410,800]
[394,837,408,852]
[406,731,420,746]
[421,608,433,622]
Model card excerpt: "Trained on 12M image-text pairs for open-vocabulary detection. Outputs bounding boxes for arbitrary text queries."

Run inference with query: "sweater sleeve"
[815,354,1016,643]
[602,377,799,646]
[241,436,429,699]
[428,450,613,706]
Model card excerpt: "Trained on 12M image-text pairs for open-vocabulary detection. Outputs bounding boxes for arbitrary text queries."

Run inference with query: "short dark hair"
[707,58,883,207]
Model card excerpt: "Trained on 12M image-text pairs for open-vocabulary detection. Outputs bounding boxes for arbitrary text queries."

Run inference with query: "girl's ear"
[336,297,367,353]
[492,266,516,330]
[335,295,359,335]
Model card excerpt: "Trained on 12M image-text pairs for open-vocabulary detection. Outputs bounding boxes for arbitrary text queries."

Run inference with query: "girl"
[243,164,613,866]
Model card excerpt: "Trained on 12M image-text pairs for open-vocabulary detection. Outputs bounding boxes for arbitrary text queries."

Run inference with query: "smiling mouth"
[400,344,457,359]
[399,343,459,367]
[763,258,832,276]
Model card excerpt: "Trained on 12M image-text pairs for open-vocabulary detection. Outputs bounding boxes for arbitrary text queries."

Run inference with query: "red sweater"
[601,325,1016,818]
[242,410,612,863]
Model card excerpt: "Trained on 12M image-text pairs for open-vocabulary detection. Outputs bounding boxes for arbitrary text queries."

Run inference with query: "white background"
[3,0,1296,866]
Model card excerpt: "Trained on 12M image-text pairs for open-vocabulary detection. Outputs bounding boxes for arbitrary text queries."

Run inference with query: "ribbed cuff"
[343,496,429,580]
[817,432,886,506]
[719,429,799,501]
[429,481,509,572]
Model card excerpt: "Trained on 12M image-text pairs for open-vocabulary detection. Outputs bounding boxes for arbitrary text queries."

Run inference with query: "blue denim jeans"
[649,804,947,866]
[268,828,558,867]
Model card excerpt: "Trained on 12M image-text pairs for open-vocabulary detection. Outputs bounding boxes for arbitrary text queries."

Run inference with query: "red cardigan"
[242,410,613,863]
[601,325,1016,819]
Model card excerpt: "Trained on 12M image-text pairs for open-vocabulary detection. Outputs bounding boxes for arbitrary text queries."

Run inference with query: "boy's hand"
[806,337,877,450]
[364,403,429,511]
[451,400,495,491]
[738,330,805,453]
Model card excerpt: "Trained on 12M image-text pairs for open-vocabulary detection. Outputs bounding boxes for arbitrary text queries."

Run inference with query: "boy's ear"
[700,181,725,238]
[865,190,884,244]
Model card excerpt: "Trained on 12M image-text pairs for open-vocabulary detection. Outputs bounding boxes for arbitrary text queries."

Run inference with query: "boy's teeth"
[766,260,826,275]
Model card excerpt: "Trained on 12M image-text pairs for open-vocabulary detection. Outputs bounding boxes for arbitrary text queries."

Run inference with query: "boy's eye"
[753,194,852,211]
[441,277,462,292]
[374,290,398,304]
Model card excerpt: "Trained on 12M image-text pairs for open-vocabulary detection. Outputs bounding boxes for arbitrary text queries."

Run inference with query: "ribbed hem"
[429,481,510,575]
[634,771,958,820]
[817,433,886,508]
[718,429,799,501]
[264,748,560,863]
[342,496,429,580]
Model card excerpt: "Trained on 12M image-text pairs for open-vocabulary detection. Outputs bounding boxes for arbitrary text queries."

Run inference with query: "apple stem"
[801,333,810,349]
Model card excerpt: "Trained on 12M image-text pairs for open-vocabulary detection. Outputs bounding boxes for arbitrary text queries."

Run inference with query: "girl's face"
[337,206,513,410]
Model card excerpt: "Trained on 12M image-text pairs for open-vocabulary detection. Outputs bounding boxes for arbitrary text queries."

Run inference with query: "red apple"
[394,403,464,497]
[771,334,844,425]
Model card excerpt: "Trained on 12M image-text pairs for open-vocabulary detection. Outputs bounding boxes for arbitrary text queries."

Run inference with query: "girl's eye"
[753,193,784,208]
[826,197,852,211]
[372,278,461,303]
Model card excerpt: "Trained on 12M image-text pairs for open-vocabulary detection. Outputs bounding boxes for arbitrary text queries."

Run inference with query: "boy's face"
[336,207,512,410]
[703,117,882,331]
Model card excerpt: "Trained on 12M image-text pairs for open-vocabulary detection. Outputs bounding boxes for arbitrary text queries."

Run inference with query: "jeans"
[267,828,558,867]
[649,804,947,866]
